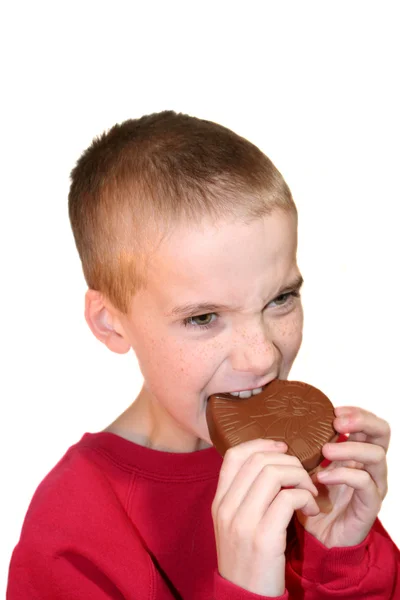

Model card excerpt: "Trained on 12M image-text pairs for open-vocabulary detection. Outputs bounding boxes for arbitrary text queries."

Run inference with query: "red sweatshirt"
[7,432,399,599]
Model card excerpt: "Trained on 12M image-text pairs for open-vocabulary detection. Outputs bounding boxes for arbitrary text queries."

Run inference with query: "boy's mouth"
[217,378,277,399]
[224,386,265,399]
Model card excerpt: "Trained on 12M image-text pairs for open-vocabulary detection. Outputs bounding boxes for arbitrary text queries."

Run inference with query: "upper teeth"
[228,387,263,399]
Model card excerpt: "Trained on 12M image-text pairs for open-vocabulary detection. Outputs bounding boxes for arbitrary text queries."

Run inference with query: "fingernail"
[317,470,330,480]
[335,407,352,417]
[274,441,287,449]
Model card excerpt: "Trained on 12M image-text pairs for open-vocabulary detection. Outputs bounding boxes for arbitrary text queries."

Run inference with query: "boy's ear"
[84,290,131,355]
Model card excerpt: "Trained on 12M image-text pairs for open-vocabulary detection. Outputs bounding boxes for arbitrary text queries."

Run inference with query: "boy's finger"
[334,407,391,451]
[233,465,318,526]
[214,439,288,506]
[258,489,320,542]
[322,440,388,498]
[316,466,382,517]
[323,440,385,463]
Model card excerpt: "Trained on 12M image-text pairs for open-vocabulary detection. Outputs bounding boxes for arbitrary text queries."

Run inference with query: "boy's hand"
[296,406,390,548]
[212,438,320,597]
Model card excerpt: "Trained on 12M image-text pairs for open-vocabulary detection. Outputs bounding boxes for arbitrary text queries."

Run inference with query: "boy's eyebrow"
[166,275,304,318]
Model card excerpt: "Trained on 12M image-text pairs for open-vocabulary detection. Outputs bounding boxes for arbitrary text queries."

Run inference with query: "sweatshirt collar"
[80,431,223,480]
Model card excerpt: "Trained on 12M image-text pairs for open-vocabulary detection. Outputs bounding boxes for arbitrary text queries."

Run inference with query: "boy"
[7,111,399,598]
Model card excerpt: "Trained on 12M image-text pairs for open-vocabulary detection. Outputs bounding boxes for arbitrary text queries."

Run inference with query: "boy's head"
[68,111,304,451]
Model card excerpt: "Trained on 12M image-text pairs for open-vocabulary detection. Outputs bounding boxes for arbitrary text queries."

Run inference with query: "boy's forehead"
[154,210,297,267]
[143,211,299,314]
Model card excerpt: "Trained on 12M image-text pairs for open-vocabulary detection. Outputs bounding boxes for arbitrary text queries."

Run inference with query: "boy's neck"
[103,386,211,453]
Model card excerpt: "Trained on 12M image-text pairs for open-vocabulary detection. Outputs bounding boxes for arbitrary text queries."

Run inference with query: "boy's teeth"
[228,387,263,398]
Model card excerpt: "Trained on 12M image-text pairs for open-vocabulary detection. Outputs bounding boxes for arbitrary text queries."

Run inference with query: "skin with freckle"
[96,210,304,452]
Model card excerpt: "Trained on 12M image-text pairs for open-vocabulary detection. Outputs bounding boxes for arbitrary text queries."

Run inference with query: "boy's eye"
[269,292,294,307]
[182,290,300,330]
[184,313,216,329]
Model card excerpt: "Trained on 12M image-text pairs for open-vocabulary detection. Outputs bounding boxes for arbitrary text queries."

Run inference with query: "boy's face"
[104,209,303,452]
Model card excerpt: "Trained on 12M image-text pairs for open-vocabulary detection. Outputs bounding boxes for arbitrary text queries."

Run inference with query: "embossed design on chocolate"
[206,380,338,472]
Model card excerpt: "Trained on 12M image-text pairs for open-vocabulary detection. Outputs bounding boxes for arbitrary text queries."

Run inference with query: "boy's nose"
[230,330,278,376]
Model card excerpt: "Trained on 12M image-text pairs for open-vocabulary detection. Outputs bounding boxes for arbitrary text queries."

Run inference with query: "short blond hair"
[68,111,297,314]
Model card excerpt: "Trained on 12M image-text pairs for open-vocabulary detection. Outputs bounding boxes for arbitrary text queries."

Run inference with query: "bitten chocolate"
[206,379,338,472]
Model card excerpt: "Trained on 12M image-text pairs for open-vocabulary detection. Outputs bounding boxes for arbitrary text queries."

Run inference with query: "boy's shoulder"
[10,434,152,568]
[25,433,135,519]
[8,434,160,598]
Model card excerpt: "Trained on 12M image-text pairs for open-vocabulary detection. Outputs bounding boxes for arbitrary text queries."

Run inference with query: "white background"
[2,1,399,595]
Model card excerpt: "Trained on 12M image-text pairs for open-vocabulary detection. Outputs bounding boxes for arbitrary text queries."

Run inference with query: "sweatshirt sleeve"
[285,516,399,598]
[6,456,175,600]
[213,570,288,600]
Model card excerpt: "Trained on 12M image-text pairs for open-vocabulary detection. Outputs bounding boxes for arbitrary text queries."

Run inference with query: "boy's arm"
[284,406,399,597]
[6,453,177,600]
[211,518,399,600]
[7,505,175,600]
[285,516,399,598]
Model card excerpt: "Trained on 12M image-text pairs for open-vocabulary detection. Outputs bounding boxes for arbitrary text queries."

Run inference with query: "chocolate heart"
[206,379,338,472]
